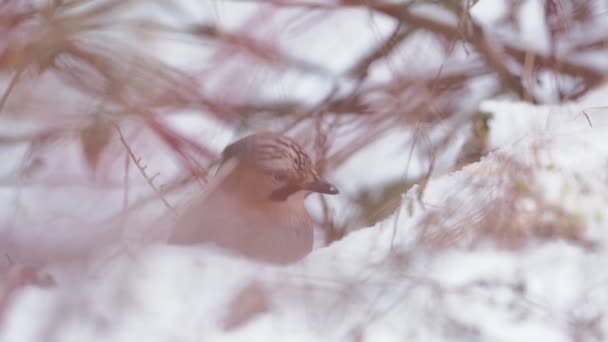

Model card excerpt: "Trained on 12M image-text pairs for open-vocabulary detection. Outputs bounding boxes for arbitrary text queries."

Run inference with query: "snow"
[2,1,608,341]
[517,0,551,55]
[3,89,608,341]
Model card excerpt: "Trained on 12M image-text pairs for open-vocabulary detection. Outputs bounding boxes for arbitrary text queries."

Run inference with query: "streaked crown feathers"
[222,132,312,176]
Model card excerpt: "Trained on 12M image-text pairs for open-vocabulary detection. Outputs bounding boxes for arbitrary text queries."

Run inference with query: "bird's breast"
[243,205,314,264]
[171,190,314,264]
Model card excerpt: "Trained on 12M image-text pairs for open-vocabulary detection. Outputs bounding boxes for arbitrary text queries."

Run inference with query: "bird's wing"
[168,157,241,245]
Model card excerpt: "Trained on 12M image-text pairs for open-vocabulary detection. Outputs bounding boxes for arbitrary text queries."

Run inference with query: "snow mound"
[2,100,608,341]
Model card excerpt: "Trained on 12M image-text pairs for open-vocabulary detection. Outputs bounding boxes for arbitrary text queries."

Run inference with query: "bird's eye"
[272,171,289,182]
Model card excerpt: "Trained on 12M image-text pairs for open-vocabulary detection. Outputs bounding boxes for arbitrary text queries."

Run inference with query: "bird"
[168,132,339,264]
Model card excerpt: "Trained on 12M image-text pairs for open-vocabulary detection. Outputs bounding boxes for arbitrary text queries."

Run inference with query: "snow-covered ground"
[2,87,608,341]
[2,1,608,341]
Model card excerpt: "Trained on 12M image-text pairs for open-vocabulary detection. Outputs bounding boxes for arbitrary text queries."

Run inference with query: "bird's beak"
[302,175,339,195]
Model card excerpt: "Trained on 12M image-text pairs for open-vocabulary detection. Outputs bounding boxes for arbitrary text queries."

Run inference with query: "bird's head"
[218,132,339,202]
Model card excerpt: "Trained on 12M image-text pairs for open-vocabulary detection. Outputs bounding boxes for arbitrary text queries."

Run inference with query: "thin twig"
[0,68,25,114]
[582,109,597,128]
[113,123,176,214]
